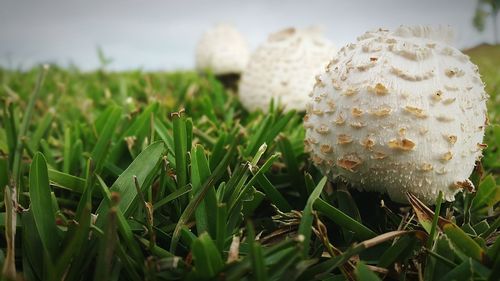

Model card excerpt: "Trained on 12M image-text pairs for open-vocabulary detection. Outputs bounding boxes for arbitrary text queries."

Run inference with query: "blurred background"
[1,0,498,71]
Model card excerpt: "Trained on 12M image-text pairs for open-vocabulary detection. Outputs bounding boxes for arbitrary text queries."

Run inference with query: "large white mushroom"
[239,27,336,112]
[304,26,489,204]
[195,24,250,76]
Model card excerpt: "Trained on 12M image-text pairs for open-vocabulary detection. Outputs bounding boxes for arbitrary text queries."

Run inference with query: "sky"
[0,0,498,71]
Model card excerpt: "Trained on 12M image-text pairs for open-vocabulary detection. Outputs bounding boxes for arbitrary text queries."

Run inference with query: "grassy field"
[0,46,499,281]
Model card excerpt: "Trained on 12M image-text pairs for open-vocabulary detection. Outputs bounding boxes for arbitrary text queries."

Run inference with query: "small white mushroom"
[305,26,488,204]
[239,27,336,112]
[195,24,250,76]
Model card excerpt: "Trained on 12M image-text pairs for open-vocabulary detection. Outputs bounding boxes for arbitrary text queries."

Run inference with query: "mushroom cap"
[195,24,250,75]
[239,27,336,112]
[304,26,488,204]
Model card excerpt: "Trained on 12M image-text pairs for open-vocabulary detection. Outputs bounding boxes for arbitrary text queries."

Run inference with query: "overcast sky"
[0,0,497,71]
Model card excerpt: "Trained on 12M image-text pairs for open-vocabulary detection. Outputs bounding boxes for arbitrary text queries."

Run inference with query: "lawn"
[0,46,499,281]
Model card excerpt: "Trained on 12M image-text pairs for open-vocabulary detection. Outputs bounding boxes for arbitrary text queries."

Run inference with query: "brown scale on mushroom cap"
[371,151,388,160]
[371,105,392,117]
[445,135,458,145]
[431,90,443,101]
[337,153,363,172]
[334,113,346,125]
[404,106,428,118]
[320,144,334,154]
[360,136,375,149]
[441,151,453,162]
[351,107,364,117]
[350,121,366,129]
[337,134,353,144]
[419,163,433,172]
[369,83,389,95]
[388,138,416,151]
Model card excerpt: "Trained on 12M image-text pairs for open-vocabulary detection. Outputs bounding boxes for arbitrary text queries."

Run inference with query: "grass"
[0,45,498,281]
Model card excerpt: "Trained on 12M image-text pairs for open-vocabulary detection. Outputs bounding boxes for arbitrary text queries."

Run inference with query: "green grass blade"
[304,171,315,195]
[154,120,175,165]
[299,231,421,280]
[91,106,122,173]
[229,151,279,213]
[53,201,91,279]
[335,188,362,242]
[377,235,417,268]
[242,188,265,217]
[114,243,142,281]
[298,175,327,256]
[29,152,59,261]
[191,144,210,235]
[2,184,17,280]
[95,141,165,225]
[107,102,159,164]
[94,106,114,135]
[486,229,500,261]
[28,111,53,151]
[39,139,56,168]
[20,210,45,280]
[186,117,193,152]
[96,175,144,261]
[489,252,500,281]
[62,126,72,173]
[170,137,238,253]
[0,157,8,193]
[314,198,377,240]
[215,203,227,253]
[70,139,83,174]
[427,191,443,248]
[172,110,188,190]
[209,133,226,170]
[471,175,499,212]
[255,174,292,212]
[227,144,268,210]
[137,237,176,258]
[441,222,488,264]
[54,158,94,278]
[48,169,86,193]
[247,222,268,281]
[153,185,192,210]
[12,66,48,186]
[244,115,272,157]
[439,258,474,281]
[424,234,457,281]
[265,110,295,146]
[191,233,224,279]
[277,135,305,197]
[94,198,119,281]
[2,102,17,167]
[355,261,382,281]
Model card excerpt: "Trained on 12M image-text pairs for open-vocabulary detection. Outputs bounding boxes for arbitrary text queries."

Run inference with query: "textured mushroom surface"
[304,26,489,204]
[195,24,250,75]
[239,27,335,112]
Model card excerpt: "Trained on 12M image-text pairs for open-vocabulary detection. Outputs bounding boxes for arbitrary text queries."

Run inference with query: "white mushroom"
[304,26,489,204]
[239,27,336,112]
[195,24,250,76]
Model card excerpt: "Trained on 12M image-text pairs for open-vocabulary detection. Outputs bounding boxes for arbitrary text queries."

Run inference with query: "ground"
[0,45,498,281]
